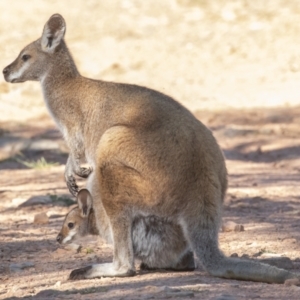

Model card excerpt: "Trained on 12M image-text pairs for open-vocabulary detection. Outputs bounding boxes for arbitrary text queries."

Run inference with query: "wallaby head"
[57,189,95,244]
[3,14,75,84]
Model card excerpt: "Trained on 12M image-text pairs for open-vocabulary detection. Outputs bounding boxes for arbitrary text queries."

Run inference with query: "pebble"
[222,221,244,232]
[33,212,49,224]
[230,253,238,257]
[54,281,61,288]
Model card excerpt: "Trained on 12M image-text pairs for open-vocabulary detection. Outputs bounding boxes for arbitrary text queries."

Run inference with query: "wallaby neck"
[40,40,82,130]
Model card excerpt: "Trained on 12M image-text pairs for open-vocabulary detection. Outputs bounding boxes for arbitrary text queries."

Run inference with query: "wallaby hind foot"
[69,263,136,280]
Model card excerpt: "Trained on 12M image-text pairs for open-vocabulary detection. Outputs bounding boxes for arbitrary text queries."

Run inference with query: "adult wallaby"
[57,189,195,272]
[3,14,299,283]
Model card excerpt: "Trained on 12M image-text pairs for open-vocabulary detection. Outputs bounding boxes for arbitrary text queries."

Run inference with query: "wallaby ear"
[41,14,66,53]
[77,189,93,218]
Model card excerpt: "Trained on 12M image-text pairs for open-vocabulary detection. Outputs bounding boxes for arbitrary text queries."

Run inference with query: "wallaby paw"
[69,266,92,280]
[76,167,93,178]
[66,175,79,197]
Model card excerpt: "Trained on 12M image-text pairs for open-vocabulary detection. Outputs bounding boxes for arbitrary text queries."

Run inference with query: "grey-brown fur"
[57,189,195,271]
[3,14,300,283]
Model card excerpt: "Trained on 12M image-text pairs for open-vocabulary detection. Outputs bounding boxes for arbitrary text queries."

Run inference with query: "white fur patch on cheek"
[8,63,29,81]
[62,230,76,244]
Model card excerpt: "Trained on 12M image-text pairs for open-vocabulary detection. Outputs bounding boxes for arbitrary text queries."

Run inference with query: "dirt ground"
[1,1,300,299]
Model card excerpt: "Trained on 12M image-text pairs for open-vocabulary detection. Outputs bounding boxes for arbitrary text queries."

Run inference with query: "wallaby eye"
[68,222,74,229]
[21,54,31,62]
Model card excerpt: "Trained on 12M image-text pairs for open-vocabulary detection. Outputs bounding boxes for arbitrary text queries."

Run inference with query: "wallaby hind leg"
[181,215,299,284]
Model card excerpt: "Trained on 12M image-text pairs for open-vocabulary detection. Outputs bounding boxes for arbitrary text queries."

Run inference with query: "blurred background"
[2,0,300,121]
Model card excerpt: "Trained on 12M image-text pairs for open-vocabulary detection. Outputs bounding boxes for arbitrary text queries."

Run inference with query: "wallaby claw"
[66,175,79,196]
[69,265,92,280]
[76,166,93,178]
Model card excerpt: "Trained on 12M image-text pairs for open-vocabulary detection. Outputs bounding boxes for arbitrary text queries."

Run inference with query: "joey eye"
[21,54,31,62]
[68,222,74,229]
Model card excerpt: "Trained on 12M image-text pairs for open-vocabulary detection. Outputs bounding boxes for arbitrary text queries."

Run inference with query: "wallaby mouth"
[10,78,25,83]
[2,66,25,83]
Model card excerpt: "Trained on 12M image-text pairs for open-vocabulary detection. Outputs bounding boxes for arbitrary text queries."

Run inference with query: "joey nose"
[56,233,63,244]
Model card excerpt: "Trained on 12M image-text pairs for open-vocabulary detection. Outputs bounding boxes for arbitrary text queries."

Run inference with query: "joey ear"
[77,189,93,218]
[41,14,66,53]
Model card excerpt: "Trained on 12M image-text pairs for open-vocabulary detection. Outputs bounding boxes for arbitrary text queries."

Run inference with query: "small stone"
[230,253,238,258]
[54,281,61,288]
[284,278,300,286]
[222,221,244,232]
[34,212,49,224]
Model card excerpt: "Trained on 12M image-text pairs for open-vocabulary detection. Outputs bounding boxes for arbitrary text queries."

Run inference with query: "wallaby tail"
[185,222,298,284]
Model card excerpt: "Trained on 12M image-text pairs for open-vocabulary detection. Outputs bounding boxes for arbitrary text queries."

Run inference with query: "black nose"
[56,234,62,243]
[2,67,9,75]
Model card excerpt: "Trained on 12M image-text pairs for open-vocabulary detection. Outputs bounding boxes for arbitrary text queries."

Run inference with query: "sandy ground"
[1,1,300,299]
